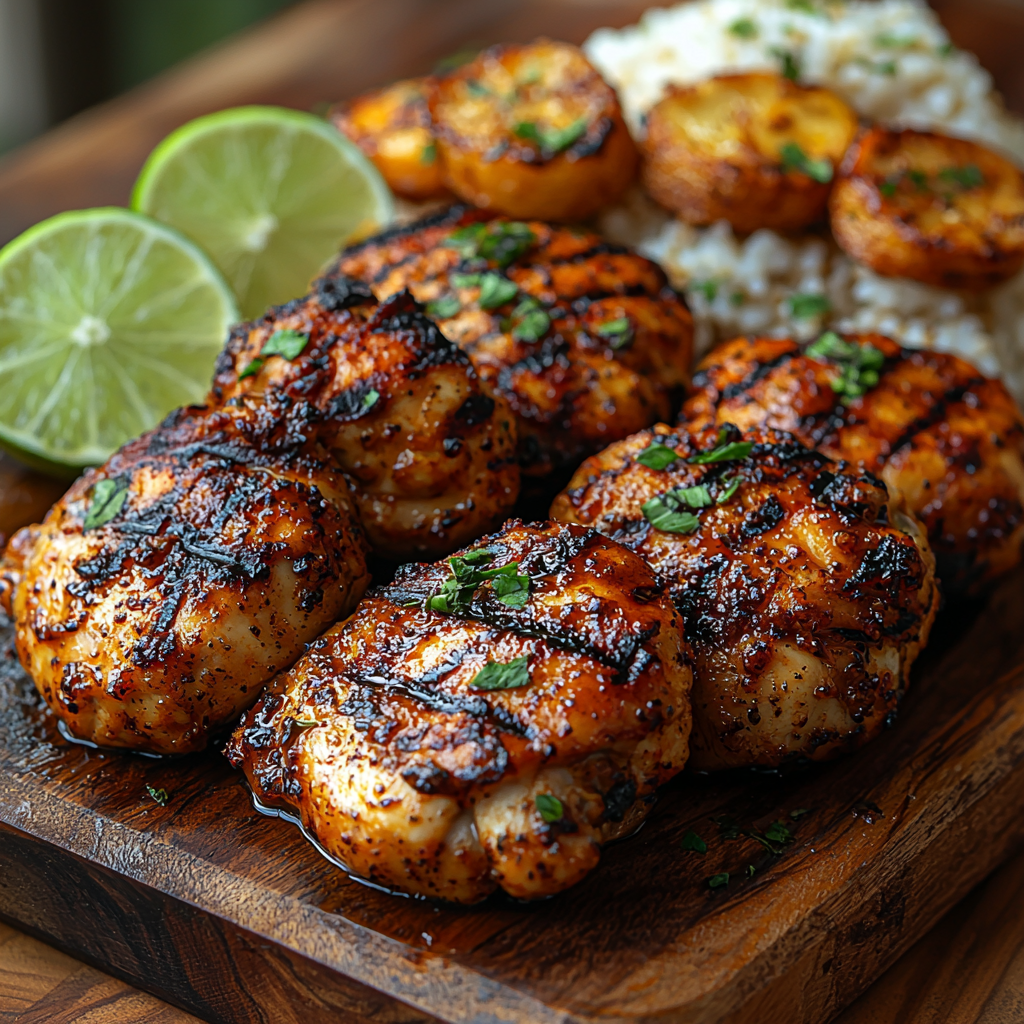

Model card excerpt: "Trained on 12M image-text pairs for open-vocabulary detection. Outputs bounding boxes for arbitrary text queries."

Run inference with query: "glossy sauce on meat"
[551,425,938,769]
[227,520,692,902]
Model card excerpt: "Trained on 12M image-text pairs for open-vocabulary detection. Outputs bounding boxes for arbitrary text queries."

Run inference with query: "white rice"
[585,0,1024,400]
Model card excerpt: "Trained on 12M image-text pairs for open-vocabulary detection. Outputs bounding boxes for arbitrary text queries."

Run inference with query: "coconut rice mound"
[586,0,1024,401]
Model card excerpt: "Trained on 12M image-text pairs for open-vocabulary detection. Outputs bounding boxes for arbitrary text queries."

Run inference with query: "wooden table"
[1,1,1023,1022]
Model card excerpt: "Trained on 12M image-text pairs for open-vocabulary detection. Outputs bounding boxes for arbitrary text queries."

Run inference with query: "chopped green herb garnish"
[293,717,318,727]
[879,178,898,198]
[636,442,680,470]
[771,48,801,81]
[764,820,794,844]
[786,0,818,12]
[728,17,758,38]
[471,655,531,691]
[445,221,537,267]
[146,785,168,807]
[693,279,719,302]
[806,330,885,398]
[263,329,309,360]
[427,295,461,318]
[428,549,530,613]
[939,164,984,189]
[510,297,551,342]
[789,808,811,820]
[421,141,437,165]
[535,793,564,823]
[361,388,380,413]
[907,169,928,190]
[642,497,700,535]
[716,475,742,504]
[708,872,730,889]
[451,272,482,288]
[788,293,830,319]
[688,433,754,465]
[729,291,746,307]
[239,328,309,379]
[514,117,588,154]
[937,41,954,57]
[84,478,128,531]
[465,79,490,96]
[746,864,757,878]
[681,829,708,854]
[780,141,833,182]
[596,317,633,349]
[875,32,919,48]
[477,272,519,309]
[434,46,480,75]
[855,57,897,75]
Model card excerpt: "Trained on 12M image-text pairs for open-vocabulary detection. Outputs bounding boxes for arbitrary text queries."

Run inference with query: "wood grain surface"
[2,2,1024,1023]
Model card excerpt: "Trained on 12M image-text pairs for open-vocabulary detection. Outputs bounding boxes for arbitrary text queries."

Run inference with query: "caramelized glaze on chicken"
[551,425,938,770]
[0,400,370,755]
[682,333,1024,593]
[330,206,694,482]
[227,519,692,902]
[211,280,519,560]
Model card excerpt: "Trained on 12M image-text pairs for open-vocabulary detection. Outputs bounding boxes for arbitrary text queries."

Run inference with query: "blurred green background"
[0,0,296,155]
[108,0,293,92]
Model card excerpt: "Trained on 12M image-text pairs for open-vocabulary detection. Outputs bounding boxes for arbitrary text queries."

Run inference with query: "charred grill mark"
[883,381,977,458]
[313,274,374,311]
[719,348,800,401]
[454,394,496,426]
[368,290,465,369]
[847,534,920,589]
[739,496,786,539]
[326,380,382,421]
[331,204,474,263]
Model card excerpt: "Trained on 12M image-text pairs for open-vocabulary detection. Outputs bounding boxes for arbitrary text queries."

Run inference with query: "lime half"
[0,207,238,475]
[132,106,394,320]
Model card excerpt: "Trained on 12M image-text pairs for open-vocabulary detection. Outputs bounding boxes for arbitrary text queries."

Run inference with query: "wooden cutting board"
[2,568,1024,1024]
[2,2,1024,1023]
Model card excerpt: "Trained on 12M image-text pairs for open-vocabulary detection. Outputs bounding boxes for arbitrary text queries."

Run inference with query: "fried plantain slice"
[330,77,450,201]
[830,126,1024,289]
[428,39,638,221]
[642,72,858,234]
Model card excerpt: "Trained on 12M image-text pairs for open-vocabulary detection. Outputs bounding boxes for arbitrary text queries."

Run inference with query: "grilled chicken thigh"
[330,206,694,483]
[551,425,938,770]
[212,280,519,560]
[682,333,1024,593]
[0,400,370,755]
[228,519,692,902]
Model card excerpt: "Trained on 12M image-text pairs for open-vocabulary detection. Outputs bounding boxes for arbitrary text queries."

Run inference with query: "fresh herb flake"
[361,388,380,413]
[708,872,730,889]
[939,164,984,189]
[764,820,794,844]
[780,141,832,182]
[729,17,758,38]
[263,329,309,361]
[771,48,801,81]
[788,293,830,319]
[146,785,169,807]
[471,655,531,691]
[716,475,742,504]
[693,279,719,302]
[238,357,263,379]
[535,793,564,823]
[84,479,129,531]
[642,495,701,535]
[428,549,530,613]
[806,331,886,398]
[511,298,550,342]
[789,808,811,820]
[688,438,754,465]
[477,272,519,309]
[681,829,708,854]
[596,317,633,350]
[427,295,461,318]
[636,442,680,470]
[421,141,437,165]
[514,117,588,154]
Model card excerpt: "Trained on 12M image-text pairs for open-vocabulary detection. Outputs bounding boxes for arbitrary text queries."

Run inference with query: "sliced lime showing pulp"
[132,105,395,320]
[0,207,238,476]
